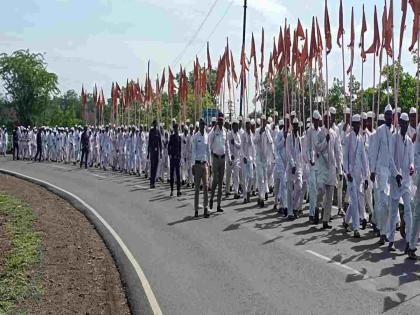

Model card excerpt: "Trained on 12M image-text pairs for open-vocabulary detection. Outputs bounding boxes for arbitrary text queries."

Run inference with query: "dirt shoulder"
[0,174,131,315]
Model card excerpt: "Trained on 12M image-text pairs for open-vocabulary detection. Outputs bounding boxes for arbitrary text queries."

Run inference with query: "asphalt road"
[1,158,420,315]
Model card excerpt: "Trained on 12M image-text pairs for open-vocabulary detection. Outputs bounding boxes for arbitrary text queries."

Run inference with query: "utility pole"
[239,0,247,117]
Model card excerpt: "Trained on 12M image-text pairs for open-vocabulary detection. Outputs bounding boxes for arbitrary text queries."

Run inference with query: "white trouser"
[230,159,241,194]
[345,177,364,231]
[241,160,253,198]
[389,193,412,243]
[267,161,275,188]
[336,174,344,209]
[287,172,302,216]
[256,155,268,200]
[308,167,318,216]
[273,167,286,207]
[410,196,420,250]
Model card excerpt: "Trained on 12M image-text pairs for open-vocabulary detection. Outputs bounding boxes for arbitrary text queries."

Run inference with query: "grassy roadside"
[0,193,42,314]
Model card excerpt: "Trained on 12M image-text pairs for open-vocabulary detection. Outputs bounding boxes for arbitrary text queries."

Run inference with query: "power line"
[186,0,234,69]
[172,0,220,67]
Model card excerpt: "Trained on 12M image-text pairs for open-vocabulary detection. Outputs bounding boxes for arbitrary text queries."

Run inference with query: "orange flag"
[309,17,317,62]
[324,0,332,55]
[365,5,381,55]
[249,32,256,65]
[207,42,212,71]
[230,50,238,84]
[347,7,355,75]
[160,68,165,93]
[384,0,393,57]
[296,19,305,40]
[409,0,420,51]
[168,66,175,104]
[260,27,264,79]
[337,0,345,47]
[273,36,278,69]
[360,5,367,62]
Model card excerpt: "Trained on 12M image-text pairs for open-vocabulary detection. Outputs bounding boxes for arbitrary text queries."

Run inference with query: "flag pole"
[391,0,398,115]
[361,60,364,115]
[417,28,419,127]
[341,32,346,119]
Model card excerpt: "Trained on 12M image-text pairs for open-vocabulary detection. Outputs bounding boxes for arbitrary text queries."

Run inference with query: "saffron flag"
[347,7,355,75]
[337,0,345,47]
[324,0,332,54]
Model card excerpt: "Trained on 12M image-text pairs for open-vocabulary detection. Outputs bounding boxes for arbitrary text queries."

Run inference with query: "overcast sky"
[0,0,417,105]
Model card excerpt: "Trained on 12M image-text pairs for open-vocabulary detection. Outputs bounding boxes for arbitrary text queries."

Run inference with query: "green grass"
[0,193,42,314]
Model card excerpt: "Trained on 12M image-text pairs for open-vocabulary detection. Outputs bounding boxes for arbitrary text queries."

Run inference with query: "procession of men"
[5,103,420,261]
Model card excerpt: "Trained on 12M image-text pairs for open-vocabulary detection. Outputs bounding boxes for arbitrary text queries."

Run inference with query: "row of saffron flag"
[81,0,420,123]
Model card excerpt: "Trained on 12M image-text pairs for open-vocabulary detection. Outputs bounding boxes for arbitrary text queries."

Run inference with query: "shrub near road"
[0,193,42,313]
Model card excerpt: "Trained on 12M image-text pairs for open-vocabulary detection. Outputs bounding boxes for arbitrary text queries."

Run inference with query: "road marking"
[92,173,107,179]
[134,184,150,190]
[306,249,369,280]
[51,165,69,170]
[1,169,163,315]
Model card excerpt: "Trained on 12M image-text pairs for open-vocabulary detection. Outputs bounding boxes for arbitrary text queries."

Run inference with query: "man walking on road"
[80,126,90,169]
[168,123,182,197]
[34,127,43,162]
[208,112,230,213]
[148,120,162,189]
[192,119,210,218]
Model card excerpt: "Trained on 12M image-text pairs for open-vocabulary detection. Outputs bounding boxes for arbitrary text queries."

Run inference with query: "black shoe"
[273,204,278,211]
[293,210,298,219]
[170,190,174,197]
[287,215,295,221]
[217,207,224,213]
[354,230,361,238]
[194,211,198,218]
[361,218,367,230]
[186,183,190,188]
[260,200,265,208]
[203,209,209,218]
[309,215,314,222]
[243,199,247,204]
[314,208,320,225]
[209,200,213,210]
[404,243,410,254]
[177,191,182,197]
[150,184,155,189]
[342,221,350,232]
[234,194,240,200]
[388,242,396,252]
[283,208,288,218]
[378,235,386,245]
[265,192,268,201]
[269,186,273,194]
[247,192,251,203]
[322,222,333,229]
[407,248,418,260]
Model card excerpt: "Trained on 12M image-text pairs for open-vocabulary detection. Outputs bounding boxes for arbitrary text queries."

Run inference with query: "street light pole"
[239,0,247,117]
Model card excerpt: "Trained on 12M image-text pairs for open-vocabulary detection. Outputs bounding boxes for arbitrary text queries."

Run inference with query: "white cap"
[171,118,176,123]
[245,118,250,123]
[267,117,273,123]
[195,122,199,127]
[400,113,409,121]
[211,117,216,122]
[367,111,374,119]
[232,118,239,124]
[238,116,243,121]
[250,119,256,125]
[186,119,190,123]
[312,110,321,120]
[378,114,385,121]
[285,114,290,119]
[291,111,296,116]
[329,107,336,114]
[256,118,261,125]
[324,110,331,117]
[306,123,311,128]
[292,118,299,124]
[184,125,188,130]
[189,124,194,129]
[352,114,361,122]
[274,111,279,116]
[298,121,303,127]
[396,107,402,113]
[345,107,351,114]
[261,115,267,120]
[279,120,284,126]
[361,112,367,120]
[410,107,417,114]
[384,104,393,112]
[306,117,311,123]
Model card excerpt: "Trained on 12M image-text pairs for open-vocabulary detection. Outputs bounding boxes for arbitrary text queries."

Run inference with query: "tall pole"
[239,0,247,117]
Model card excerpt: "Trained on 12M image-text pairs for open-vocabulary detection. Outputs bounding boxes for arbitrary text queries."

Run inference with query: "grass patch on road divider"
[0,193,42,314]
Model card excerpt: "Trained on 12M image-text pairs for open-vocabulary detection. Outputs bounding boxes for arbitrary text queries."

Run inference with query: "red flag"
[260,27,264,79]
[231,50,238,84]
[168,66,175,104]
[93,84,98,107]
[337,0,345,47]
[300,29,309,66]
[347,7,355,75]
[160,68,166,92]
[296,19,305,40]
[384,0,393,57]
[249,33,256,65]
[272,36,278,69]
[309,17,317,61]
[409,0,420,51]
[324,0,332,54]
[207,42,212,71]
[398,0,408,60]
[360,5,367,62]
[284,25,291,68]
[365,5,381,55]
[316,18,323,54]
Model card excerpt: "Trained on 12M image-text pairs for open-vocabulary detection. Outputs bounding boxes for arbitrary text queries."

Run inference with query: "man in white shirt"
[227,119,242,199]
[208,112,230,212]
[408,107,417,142]
[369,104,395,245]
[408,124,420,259]
[315,112,342,229]
[343,114,370,238]
[388,113,414,252]
[192,119,210,218]
[286,118,303,219]
[241,118,255,204]
[273,120,287,212]
[254,115,274,208]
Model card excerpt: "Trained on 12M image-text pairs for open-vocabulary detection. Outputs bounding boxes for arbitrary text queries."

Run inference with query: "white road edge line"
[2,170,163,315]
[92,173,107,179]
[306,249,369,280]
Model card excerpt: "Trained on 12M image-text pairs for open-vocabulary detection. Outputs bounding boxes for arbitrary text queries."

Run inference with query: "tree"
[0,50,59,126]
